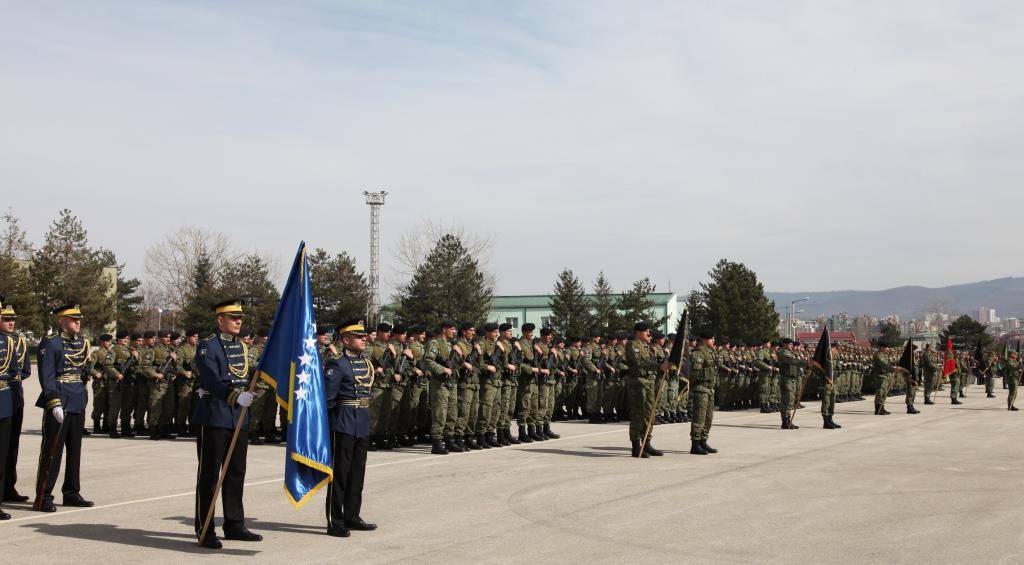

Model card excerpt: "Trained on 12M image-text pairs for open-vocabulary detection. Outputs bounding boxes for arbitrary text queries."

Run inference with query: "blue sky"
[2,1,1022,298]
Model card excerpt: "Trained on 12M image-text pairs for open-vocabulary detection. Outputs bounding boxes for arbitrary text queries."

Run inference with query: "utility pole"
[363,190,388,325]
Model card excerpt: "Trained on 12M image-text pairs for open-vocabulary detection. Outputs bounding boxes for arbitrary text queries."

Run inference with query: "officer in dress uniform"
[1,300,31,504]
[33,303,95,512]
[193,299,261,549]
[323,319,378,538]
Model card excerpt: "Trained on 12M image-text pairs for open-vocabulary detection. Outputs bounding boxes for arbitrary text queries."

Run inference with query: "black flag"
[812,326,832,379]
[667,309,689,366]
[898,339,916,375]
[974,340,987,372]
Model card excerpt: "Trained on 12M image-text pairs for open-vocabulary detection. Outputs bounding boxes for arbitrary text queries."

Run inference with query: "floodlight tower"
[363,190,388,324]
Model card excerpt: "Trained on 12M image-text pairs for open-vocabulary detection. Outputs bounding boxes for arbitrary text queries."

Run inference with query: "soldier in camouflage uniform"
[497,323,521,446]
[110,331,135,438]
[515,323,544,443]
[454,323,481,450]
[387,325,414,447]
[174,330,198,438]
[475,323,502,448]
[400,326,429,443]
[688,332,719,455]
[583,332,604,423]
[367,323,395,450]
[626,323,670,458]
[89,333,118,435]
[777,338,814,429]
[1004,351,1020,411]
[870,348,899,415]
[425,321,459,454]
[145,330,178,440]
[132,332,150,436]
[535,327,559,439]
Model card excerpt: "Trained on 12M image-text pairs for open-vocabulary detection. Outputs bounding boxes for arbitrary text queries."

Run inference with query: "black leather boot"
[543,423,560,439]
[431,439,449,455]
[823,416,835,429]
[907,405,919,414]
[631,439,642,458]
[644,441,664,456]
[529,424,545,442]
[518,425,534,444]
[829,416,842,429]
[506,427,521,445]
[690,440,708,455]
[699,440,717,454]
[445,437,463,453]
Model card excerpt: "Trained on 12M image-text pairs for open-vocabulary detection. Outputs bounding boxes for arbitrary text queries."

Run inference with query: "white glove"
[52,406,65,424]
[236,391,254,407]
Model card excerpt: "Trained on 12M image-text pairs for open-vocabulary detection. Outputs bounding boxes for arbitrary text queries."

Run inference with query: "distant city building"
[977,307,998,324]
[795,331,859,345]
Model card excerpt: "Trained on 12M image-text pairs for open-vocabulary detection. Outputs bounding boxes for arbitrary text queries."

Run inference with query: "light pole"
[157,307,164,332]
[789,297,809,340]
[363,190,388,325]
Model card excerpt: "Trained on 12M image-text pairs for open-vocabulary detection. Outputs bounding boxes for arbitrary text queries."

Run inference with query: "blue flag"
[257,242,333,507]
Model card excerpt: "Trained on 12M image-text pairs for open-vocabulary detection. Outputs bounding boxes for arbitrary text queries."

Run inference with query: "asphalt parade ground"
[4,377,1023,564]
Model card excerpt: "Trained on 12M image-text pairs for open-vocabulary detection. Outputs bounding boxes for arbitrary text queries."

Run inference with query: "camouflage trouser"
[690,385,714,441]
[369,382,392,436]
[545,380,558,423]
[602,378,619,415]
[758,372,772,406]
[477,377,500,434]
[586,374,602,414]
[984,374,995,395]
[455,380,479,438]
[875,374,891,406]
[429,378,457,438]
[628,377,655,441]
[537,381,552,424]
[780,377,799,417]
[134,376,149,428]
[499,377,518,428]
[119,377,134,429]
[562,376,578,416]
[770,374,781,405]
[819,379,836,416]
[94,377,123,429]
[949,374,961,400]
[401,380,429,435]
[905,377,917,406]
[923,373,936,399]
[664,377,678,417]
[1008,378,1018,408]
[147,379,173,427]
[518,376,538,425]
[175,377,195,429]
[91,377,109,423]
[387,383,407,435]
[248,384,277,434]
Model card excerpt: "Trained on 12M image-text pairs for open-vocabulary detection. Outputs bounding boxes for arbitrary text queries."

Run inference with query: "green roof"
[491,293,675,309]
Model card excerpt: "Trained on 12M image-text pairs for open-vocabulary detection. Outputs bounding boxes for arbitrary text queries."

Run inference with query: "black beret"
[699,331,714,340]
[157,330,171,338]
[734,339,745,347]
[376,322,392,332]
[440,320,456,329]
[652,331,665,340]
[459,322,474,332]
[780,338,794,345]
[115,330,130,339]
[540,327,553,337]
[555,336,565,344]
[130,333,142,340]
[589,329,602,338]
[98,333,113,342]
[521,323,536,332]
[633,322,650,332]
[169,331,181,340]
[316,327,329,336]
[185,329,200,337]
[498,323,513,332]
[143,331,156,339]
[483,322,499,332]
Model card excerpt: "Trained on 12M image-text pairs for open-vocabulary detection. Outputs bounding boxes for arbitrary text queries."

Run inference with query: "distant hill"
[766,277,1024,319]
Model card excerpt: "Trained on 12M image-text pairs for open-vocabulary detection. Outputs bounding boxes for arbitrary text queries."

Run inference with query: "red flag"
[941,338,956,377]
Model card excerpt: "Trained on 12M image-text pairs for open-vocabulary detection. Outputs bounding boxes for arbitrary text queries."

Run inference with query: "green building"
[488,293,682,334]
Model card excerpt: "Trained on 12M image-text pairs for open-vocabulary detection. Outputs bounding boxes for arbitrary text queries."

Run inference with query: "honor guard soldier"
[193,299,261,549]
[688,331,720,455]
[626,322,671,458]
[33,303,95,512]
[1,300,31,504]
[323,319,378,538]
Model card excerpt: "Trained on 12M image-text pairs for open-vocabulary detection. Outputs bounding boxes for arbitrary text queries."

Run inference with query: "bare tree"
[1,207,33,260]
[389,218,495,300]
[144,225,242,311]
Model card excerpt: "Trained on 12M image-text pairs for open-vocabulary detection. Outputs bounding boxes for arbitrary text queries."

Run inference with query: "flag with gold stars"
[257,242,333,507]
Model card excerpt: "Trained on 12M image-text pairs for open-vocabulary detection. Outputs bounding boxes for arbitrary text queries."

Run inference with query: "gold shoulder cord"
[64,338,90,368]
[228,341,250,378]
[0,335,12,374]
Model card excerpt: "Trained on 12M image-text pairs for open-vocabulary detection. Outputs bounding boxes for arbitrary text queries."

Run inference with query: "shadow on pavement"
[712,423,779,430]
[163,515,326,536]
[22,522,260,556]
[518,448,622,458]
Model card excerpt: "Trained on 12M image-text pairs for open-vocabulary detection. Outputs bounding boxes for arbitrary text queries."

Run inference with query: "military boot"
[518,425,534,444]
[907,405,919,414]
[690,440,708,455]
[464,435,479,450]
[631,439,642,458]
[543,423,560,439]
[445,437,463,453]
[699,440,717,454]
[879,405,890,415]
[924,398,934,405]
[823,416,835,429]
[952,398,962,405]
[760,404,772,413]
[431,439,449,455]
[644,441,664,456]
[529,424,545,442]
[829,416,842,428]
[506,427,521,445]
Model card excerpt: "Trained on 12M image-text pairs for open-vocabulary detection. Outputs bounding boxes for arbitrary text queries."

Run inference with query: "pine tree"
[30,209,117,336]
[686,290,708,339]
[218,254,281,333]
[874,321,903,348]
[0,209,39,334]
[697,259,779,344]
[396,234,492,328]
[181,252,219,332]
[308,248,371,328]
[549,268,591,338]
[590,271,617,333]
[939,315,993,351]
[616,277,665,331]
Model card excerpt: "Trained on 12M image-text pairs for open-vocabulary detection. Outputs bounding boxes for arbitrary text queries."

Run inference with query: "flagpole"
[198,375,261,546]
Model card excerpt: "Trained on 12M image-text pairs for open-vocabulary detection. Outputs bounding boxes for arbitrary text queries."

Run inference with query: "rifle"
[117,354,137,390]
[158,350,175,382]
[508,341,523,381]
